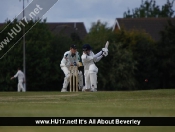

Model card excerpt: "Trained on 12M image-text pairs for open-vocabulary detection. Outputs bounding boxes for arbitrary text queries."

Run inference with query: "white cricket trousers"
[18,80,25,92]
[61,66,70,89]
[61,66,84,90]
[84,64,98,90]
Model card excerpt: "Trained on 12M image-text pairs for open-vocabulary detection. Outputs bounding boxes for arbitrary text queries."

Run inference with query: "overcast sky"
[0,0,173,31]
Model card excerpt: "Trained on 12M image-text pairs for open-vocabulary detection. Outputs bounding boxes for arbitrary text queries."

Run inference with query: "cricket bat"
[105,41,109,49]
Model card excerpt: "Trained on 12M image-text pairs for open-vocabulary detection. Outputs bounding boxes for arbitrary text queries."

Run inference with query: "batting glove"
[102,48,108,52]
[103,51,108,57]
[102,48,108,57]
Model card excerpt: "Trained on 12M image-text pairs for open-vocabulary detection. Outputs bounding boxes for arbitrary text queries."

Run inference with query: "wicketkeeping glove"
[73,62,77,66]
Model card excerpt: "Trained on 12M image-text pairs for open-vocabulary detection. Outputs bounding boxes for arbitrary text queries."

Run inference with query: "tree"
[156,20,175,88]
[84,21,137,90]
[113,28,158,90]
[124,0,175,18]
[107,42,137,90]
[49,34,74,91]
[0,19,74,91]
[0,19,24,91]
[24,20,52,91]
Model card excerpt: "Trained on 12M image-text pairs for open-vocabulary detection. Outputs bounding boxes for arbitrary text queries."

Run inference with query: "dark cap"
[82,44,92,51]
[70,44,77,49]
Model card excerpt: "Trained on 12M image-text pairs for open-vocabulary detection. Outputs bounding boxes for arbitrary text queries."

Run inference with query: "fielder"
[60,44,83,92]
[11,67,25,92]
[81,41,109,92]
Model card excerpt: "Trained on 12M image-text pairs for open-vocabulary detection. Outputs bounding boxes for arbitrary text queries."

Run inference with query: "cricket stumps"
[69,66,78,92]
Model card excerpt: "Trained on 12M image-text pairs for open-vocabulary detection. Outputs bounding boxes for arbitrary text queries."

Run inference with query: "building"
[0,22,87,40]
[113,18,175,41]
[47,22,87,39]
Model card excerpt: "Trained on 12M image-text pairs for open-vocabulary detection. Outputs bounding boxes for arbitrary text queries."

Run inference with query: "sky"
[0,0,173,32]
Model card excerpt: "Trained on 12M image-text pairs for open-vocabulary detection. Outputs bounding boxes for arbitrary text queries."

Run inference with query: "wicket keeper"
[60,44,83,92]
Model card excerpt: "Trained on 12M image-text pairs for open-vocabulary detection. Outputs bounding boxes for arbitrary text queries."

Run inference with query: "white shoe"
[61,88,67,92]
[79,86,83,91]
[94,88,97,92]
[82,87,91,92]
[90,88,97,92]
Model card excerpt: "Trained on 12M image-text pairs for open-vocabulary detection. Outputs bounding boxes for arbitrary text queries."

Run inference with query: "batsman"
[81,41,109,92]
[60,44,83,92]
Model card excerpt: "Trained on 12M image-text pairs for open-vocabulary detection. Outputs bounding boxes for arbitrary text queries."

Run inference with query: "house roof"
[0,22,87,39]
[114,18,175,41]
[47,22,87,39]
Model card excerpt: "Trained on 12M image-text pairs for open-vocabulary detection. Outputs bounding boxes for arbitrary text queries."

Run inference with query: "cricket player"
[11,67,25,92]
[60,44,83,92]
[81,42,108,92]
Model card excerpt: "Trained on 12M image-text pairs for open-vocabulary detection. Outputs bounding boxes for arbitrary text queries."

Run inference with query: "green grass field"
[0,89,175,132]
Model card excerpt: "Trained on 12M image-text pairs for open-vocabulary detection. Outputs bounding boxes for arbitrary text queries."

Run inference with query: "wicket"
[69,66,78,92]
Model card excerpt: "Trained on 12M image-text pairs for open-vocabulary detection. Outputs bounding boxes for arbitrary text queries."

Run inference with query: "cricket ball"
[145,79,148,82]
